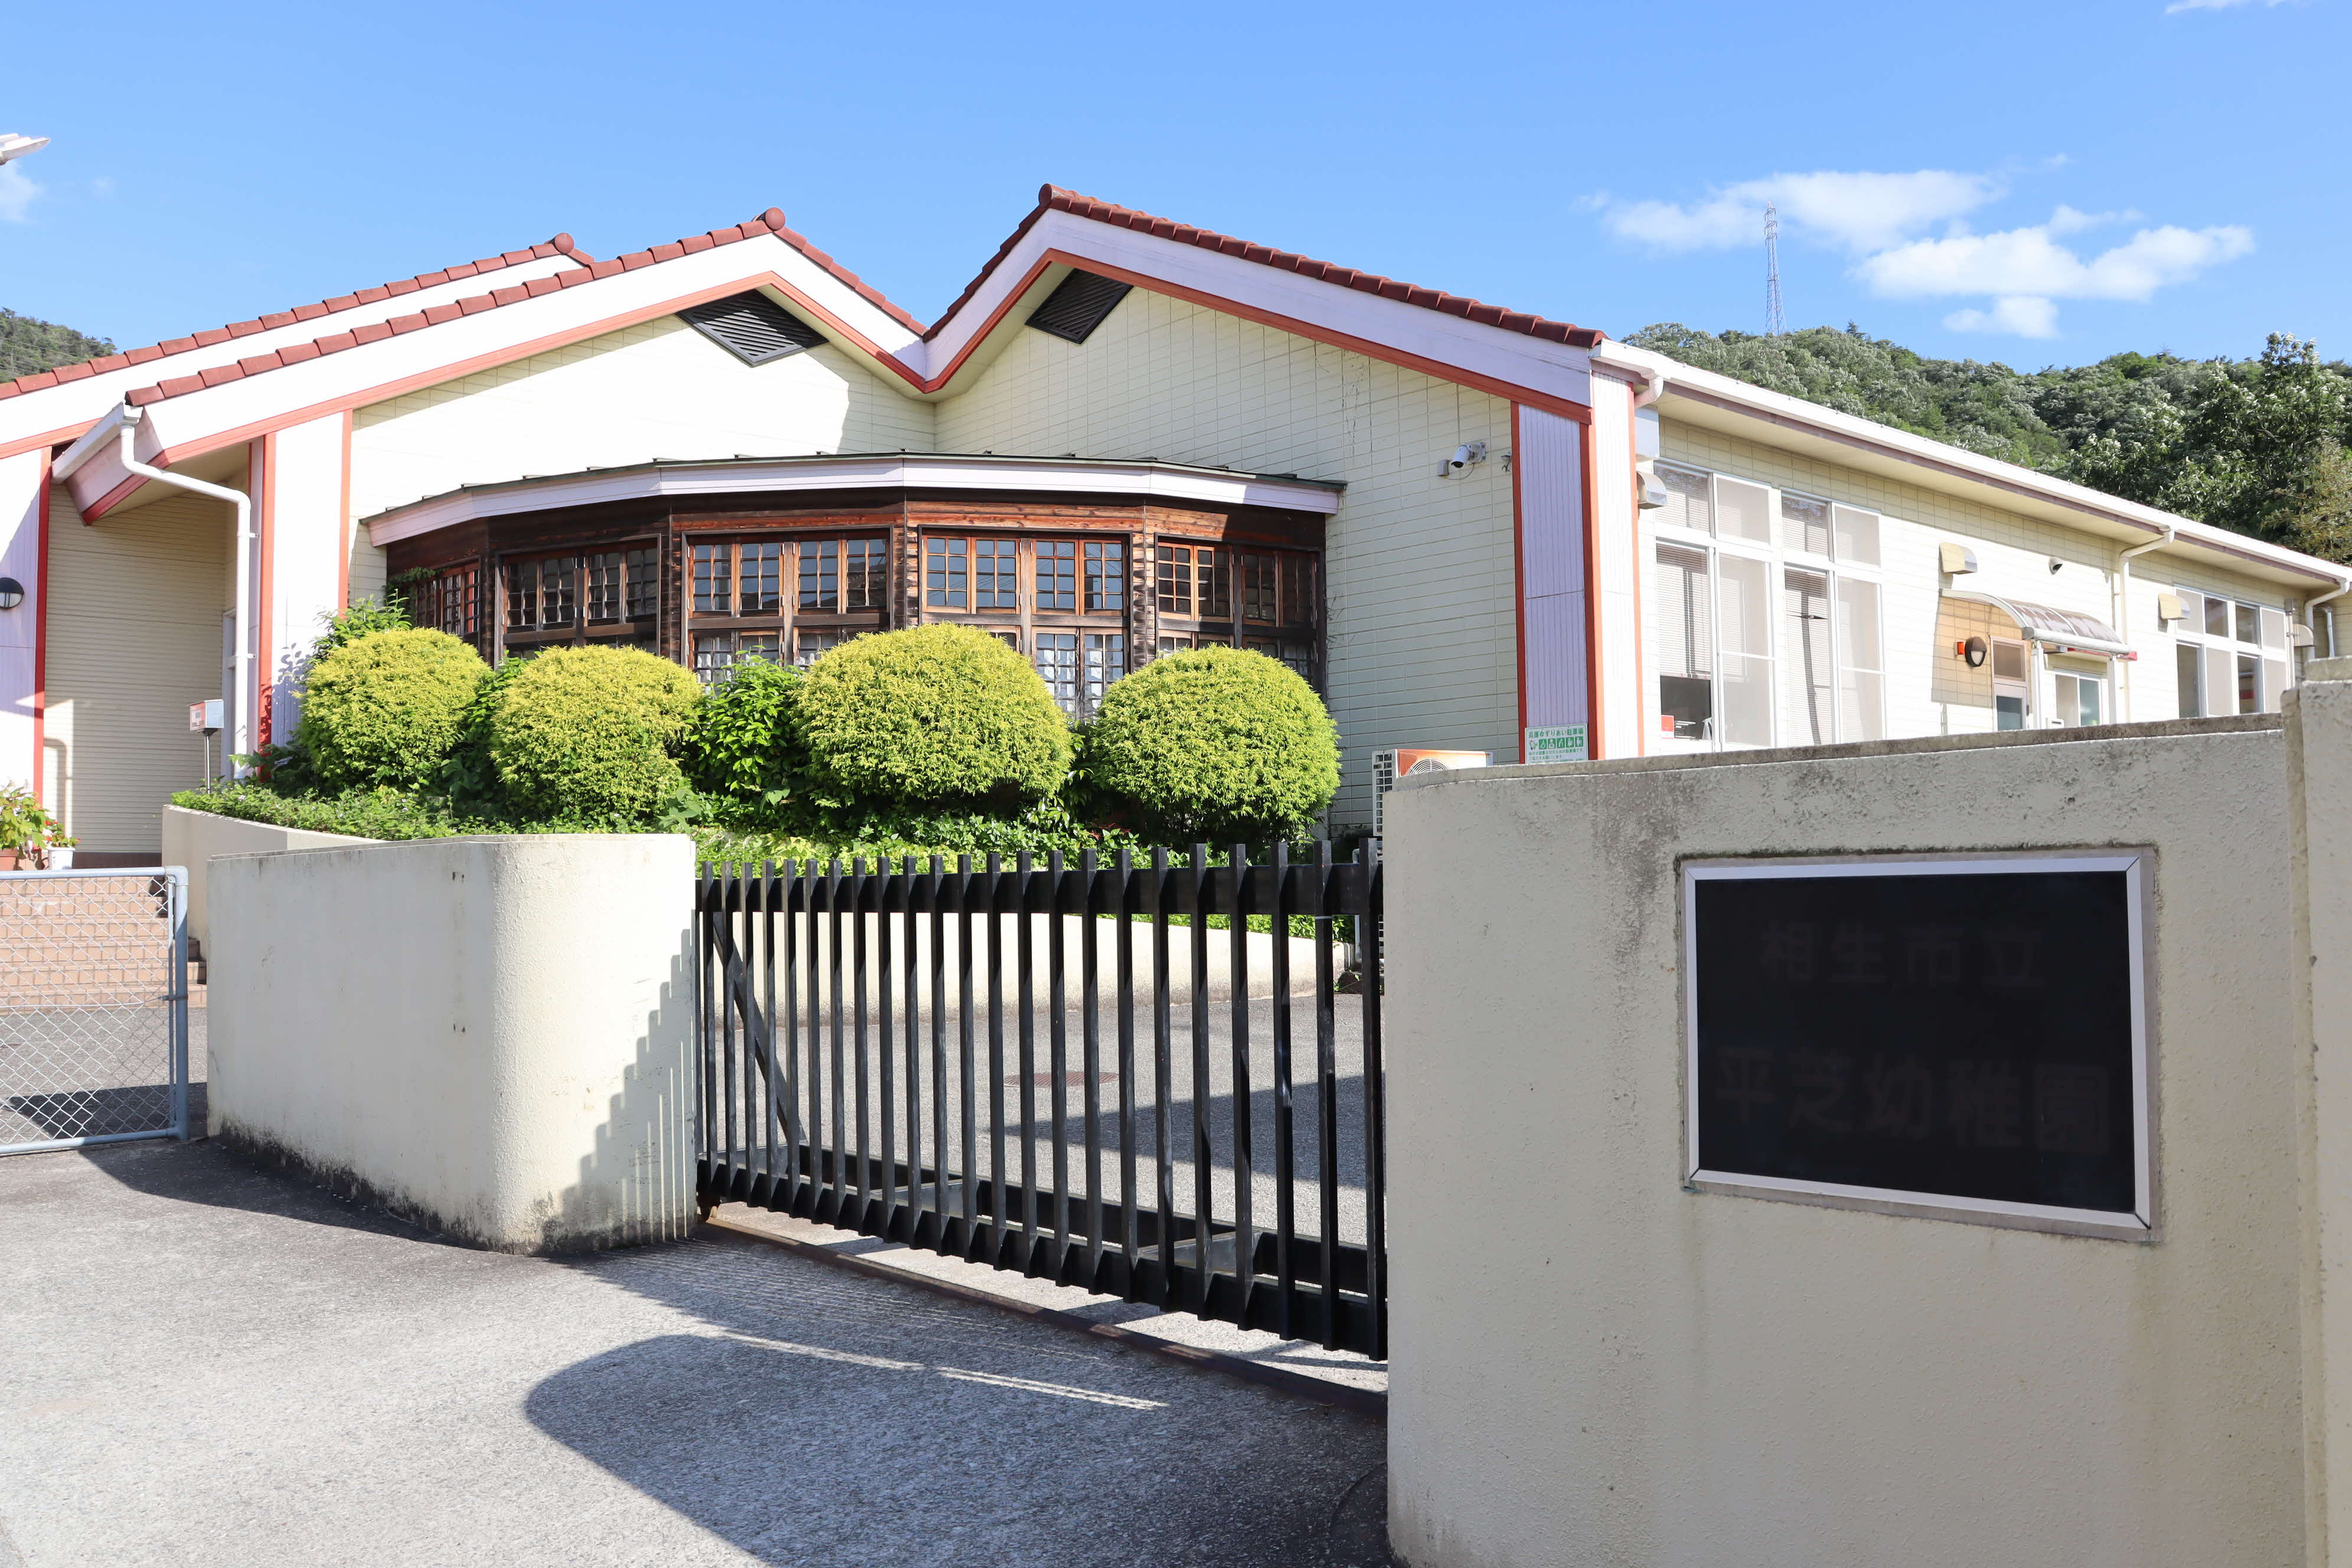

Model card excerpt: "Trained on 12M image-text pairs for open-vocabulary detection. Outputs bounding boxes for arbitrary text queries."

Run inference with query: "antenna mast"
[1764,201,1785,337]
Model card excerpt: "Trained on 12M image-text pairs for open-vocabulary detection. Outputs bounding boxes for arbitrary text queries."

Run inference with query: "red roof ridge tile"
[0,234,596,407]
[924,184,1604,351]
[117,208,927,411]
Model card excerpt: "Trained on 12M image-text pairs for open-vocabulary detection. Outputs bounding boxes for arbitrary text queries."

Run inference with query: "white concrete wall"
[160,803,379,953]
[936,289,1518,825]
[261,415,350,745]
[208,834,698,1253]
[41,484,231,854]
[349,316,937,522]
[1653,419,2304,746]
[1384,716,2304,1568]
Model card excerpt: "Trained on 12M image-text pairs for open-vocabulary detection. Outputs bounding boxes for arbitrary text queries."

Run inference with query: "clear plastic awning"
[1945,591,2132,658]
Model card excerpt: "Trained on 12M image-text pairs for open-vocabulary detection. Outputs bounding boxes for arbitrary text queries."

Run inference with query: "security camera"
[1439,442,1487,479]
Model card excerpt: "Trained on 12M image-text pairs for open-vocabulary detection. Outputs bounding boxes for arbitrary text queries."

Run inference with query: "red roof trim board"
[119,208,930,409]
[925,184,1604,351]
[0,234,597,405]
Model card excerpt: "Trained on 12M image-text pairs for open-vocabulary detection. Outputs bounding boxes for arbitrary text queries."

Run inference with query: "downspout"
[113,406,256,770]
[2309,577,2352,662]
[2115,525,2174,723]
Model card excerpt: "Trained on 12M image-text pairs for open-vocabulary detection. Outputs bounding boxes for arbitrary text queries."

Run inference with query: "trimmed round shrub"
[684,658,808,816]
[488,645,701,821]
[1079,646,1339,842]
[297,628,488,792]
[796,623,1072,807]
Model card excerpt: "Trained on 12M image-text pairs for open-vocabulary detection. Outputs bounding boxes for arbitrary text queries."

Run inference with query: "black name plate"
[1686,855,2147,1226]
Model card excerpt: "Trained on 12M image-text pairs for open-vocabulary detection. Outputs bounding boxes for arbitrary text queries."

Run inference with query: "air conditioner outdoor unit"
[1372,747,1492,838]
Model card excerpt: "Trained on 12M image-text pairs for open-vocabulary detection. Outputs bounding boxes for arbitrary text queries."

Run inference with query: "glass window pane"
[795,629,848,668]
[1716,478,1772,543]
[2236,602,2259,644]
[1996,694,2026,731]
[693,543,730,615]
[925,537,967,609]
[739,541,782,614]
[845,539,886,612]
[1279,555,1311,625]
[1157,544,1192,615]
[542,558,576,629]
[1781,567,1833,746]
[1084,540,1125,612]
[1198,547,1231,619]
[2205,595,2230,638]
[1992,639,2026,681]
[1242,554,1278,622]
[1655,464,1713,533]
[975,539,1019,609]
[1832,505,1881,566]
[2265,658,2288,711]
[1084,633,1126,713]
[2177,641,2203,718]
[2078,676,2102,726]
[2238,652,2260,714]
[799,540,839,610]
[1780,494,1832,557]
[2262,606,2288,651]
[2206,646,2234,718]
[1837,577,1884,741]
[625,548,656,619]
[1654,543,1714,741]
[1038,540,1076,612]
[1031,631,1079,714]
[2174,590,2203,633]
[1717,554,1773,746]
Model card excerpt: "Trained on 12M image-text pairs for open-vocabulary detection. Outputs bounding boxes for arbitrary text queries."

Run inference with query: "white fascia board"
[923,209,1595,410]
[1604,339,2348,592]
[127,234,929,469]
[0,252,583,453]
[365,455,1342,548]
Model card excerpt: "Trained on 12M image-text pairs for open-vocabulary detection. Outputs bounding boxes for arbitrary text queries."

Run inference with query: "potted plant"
[0,785,57,871]
[40,818,76,870]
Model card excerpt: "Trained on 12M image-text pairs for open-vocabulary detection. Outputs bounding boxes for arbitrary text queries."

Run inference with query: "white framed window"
[1648,463,1886,751]
[2173,588,2289,716]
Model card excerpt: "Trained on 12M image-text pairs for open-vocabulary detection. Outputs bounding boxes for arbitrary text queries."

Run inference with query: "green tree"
[0,308,116,382]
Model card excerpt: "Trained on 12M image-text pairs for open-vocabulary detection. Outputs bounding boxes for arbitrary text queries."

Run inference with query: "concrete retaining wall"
[161,803,379,953]
[208,834,696,1253]
[1383,712,2310,1568]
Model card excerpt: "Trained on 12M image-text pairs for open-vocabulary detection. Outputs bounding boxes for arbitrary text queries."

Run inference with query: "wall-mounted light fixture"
[1958,635,1988,668]
[0,576,23,610]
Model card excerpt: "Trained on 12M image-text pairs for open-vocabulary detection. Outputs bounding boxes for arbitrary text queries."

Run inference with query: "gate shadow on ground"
[529,1231,1394,1568]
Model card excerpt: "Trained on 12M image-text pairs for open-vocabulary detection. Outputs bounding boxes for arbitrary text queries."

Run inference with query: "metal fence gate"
[694,844,1387,1357]
[1,868,192,1156]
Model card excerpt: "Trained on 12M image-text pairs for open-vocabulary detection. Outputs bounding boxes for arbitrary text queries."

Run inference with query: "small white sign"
[1523,724,1587,764]
[189,699,224,733]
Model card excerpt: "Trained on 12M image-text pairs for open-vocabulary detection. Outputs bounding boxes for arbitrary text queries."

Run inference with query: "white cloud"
[1858,221,2254,303]
[2165,0,2288,12]
[0,164,38,223]
[1944,297,2061,338]
[2046,204,2141,234]
[1598,169,2004,254]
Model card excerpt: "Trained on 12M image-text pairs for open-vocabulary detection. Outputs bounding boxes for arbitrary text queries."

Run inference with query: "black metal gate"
[694,844,1386,1357]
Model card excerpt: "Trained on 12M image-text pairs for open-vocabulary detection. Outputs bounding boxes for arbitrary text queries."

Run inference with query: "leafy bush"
[435,654,532,807]
[312,596,412,659]
[796,623,1072,809]
[488,645,701,822]
[1077,646,1338,843]
[683,659,808,821]
[296,628,488,792]
[172,782,506,841]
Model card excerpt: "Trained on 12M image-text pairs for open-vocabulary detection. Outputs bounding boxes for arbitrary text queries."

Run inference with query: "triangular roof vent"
[1025,269,1133,345]
[679,291,827,365]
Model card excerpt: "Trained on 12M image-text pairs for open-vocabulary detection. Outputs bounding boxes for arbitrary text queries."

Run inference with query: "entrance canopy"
[1944,590,2131,658]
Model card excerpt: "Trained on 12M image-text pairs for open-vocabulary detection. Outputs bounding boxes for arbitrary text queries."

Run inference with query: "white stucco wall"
[1383,716,2304,1568]
[208,834,697,1253]
[936,290,1518,825]
[348,315,937,522]
[159,803,379,953]
[1652,420,2305,746]
[41,484,231,854]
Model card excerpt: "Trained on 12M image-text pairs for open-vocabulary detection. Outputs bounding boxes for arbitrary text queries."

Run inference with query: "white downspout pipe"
[2115,525,2174,723]
[2309,577,2352,662]
[113,406,256,771]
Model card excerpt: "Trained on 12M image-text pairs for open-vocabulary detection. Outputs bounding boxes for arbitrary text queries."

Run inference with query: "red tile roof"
[927,184,1605,349]
[119,208,927,409]
[0,234,599,405]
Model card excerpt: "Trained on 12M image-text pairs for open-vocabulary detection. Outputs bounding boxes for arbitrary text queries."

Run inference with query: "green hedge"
[296,628,488,792]
[682,658,806,819]
[488,646,700,822]
[796,624,1072,808]
[1077,646,1339,842]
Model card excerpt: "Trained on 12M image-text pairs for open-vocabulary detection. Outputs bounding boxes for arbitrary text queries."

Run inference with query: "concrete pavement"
[0,1139,1390,1567]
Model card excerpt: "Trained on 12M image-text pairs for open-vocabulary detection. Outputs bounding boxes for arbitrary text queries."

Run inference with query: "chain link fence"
[1,868,190,1155]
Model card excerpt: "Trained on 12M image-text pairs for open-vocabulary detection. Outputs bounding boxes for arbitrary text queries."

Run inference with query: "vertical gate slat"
[1315,839,1341,1351]
[877,856,896,1242]
[1229,842,1255,1326]
[1360,842,1387,1360]
[1189,843,1214,1316]
[1081,848,1103,1291]
[1048,850,1071,1279]
[762,859,779,1206]
[852,858,871,1227]
[722,864,741,1200]
[1270,841,1296,1340]
[697,865,714,1194]
[783,860,804,1213]
[1152,847,1177,1312]
[985,852,1007,1268]
[1116,847,1139,1295]
[902,855,923,1246]
[827,858,846,1221]
[932,856,950,1240]
[959,854,980,1260]
[1017,851,1039,1272]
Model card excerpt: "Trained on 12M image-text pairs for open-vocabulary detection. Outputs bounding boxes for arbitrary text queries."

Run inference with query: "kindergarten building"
[0,185,2343,861]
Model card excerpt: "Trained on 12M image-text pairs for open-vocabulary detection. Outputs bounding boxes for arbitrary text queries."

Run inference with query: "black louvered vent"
[678,291,827,365]
[1025,269,1133,344]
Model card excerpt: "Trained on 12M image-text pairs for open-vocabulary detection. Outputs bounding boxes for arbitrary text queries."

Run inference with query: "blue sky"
[2,0,2341,370]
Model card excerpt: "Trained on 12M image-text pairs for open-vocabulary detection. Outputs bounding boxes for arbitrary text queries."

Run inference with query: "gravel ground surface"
[0,1138,1391,1568]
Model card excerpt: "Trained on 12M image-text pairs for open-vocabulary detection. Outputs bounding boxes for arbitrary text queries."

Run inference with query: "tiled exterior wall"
[41,485,231,854]
[937,290,1518,825]
[1654,420,2308,741]
[349,318,939,524]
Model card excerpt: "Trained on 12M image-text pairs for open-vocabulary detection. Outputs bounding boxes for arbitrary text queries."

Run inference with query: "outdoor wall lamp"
[1959,635,1988,668]
[0,577,22,611]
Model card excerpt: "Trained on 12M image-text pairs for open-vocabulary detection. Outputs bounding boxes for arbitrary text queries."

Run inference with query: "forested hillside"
[1627,324,2352,564]
[0,308,114,384]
